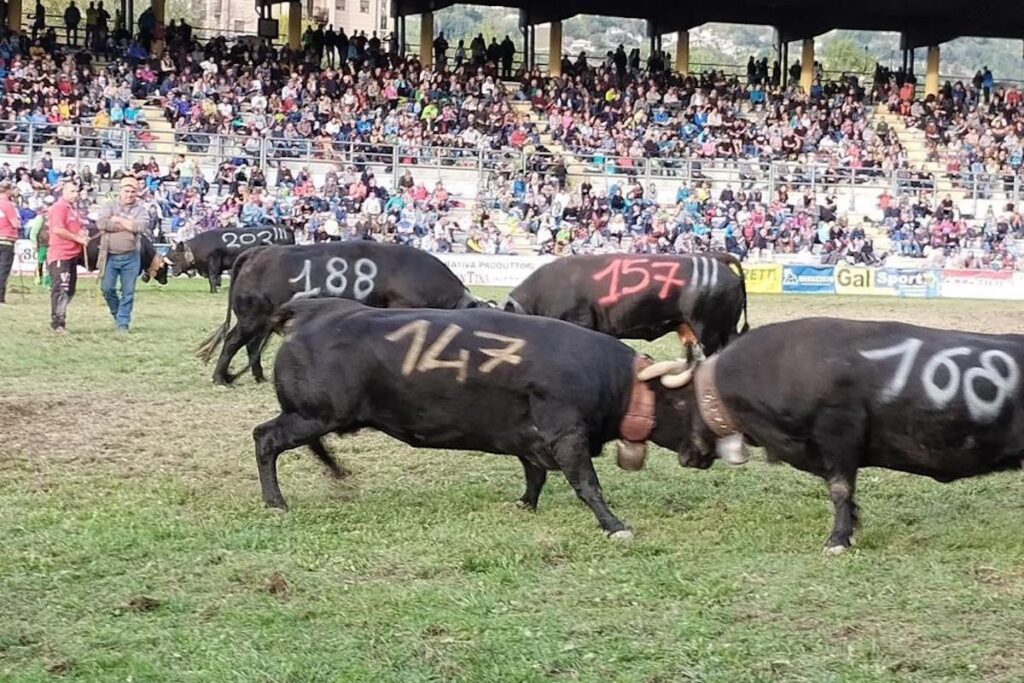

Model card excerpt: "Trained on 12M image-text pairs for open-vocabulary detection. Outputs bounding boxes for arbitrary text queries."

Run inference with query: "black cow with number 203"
[169,227,295,293]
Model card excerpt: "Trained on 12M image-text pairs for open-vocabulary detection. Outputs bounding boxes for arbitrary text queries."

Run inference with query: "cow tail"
[739,270,750,334]
[718,252,750,335]
[195,249,249,363]
[223,298,306,383]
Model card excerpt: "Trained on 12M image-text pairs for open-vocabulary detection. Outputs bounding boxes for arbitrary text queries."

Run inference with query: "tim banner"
[436,254,556,288]
[939,269,1024,300]
[742,263,782,294]
[781,264,835,294]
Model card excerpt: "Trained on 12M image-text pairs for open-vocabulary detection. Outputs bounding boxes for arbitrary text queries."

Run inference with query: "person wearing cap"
[95,176,149,333]
[47,182,89,333]
[0,181,20,305]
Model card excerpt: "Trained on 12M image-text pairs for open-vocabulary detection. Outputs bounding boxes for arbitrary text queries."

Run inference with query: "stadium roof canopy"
[390,0,1024,47]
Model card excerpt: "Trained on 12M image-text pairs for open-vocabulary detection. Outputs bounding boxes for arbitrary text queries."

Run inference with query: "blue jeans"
[102,252,140,329]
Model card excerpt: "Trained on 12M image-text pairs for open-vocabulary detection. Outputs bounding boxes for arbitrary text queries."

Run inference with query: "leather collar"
[620,355,656,442]
[694,355,739,438]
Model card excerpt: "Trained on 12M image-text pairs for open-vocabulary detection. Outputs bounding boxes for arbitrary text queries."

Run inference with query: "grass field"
[3,278,1024,682]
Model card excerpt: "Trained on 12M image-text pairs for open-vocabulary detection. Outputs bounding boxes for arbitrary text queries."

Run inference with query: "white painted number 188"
[859,337,1019,423]
[288,257,378,301]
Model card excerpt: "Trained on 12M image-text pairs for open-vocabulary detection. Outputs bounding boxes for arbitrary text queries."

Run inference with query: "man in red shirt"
[0,181,19,305]
[47,182,89,333]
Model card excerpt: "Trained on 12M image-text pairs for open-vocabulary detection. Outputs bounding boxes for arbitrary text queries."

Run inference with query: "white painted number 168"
[860,338,1020,423]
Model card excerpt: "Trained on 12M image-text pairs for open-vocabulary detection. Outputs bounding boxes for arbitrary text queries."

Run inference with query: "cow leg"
[212,323,261,385]
[550,435,630,538]
[813,409,864,554]
[246,335,267,383]
[253,413,332,510]
[309,437,350,480]
[515,457,548,510]
[824,471,860,555]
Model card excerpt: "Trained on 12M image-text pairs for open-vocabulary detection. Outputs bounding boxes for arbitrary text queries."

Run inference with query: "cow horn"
[659,364,695,388]
[636,359,688,381]
[162,256,174,266]
[637,358,695,388]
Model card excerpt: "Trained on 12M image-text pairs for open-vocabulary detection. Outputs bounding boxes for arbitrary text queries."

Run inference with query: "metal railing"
[2,119,1020,213]
[16,12,283,47]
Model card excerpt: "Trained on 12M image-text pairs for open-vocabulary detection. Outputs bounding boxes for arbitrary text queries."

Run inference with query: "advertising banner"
[940,269,1024,300]
[781,264,835,294]
[13,238,36,274]
[833,265,885,296]
[742,263,782,294]
[874,267,941,298]
[436,254,556,288]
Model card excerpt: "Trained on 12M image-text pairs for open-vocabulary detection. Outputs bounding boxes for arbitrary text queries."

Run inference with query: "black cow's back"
[714,317,1024,479]
[274,303,639,447]
[236,241,472,311]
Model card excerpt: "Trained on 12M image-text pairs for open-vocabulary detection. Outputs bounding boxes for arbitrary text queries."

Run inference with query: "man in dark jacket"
[64,1,81,45]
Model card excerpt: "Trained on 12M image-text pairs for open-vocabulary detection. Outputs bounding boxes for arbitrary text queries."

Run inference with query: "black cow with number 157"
[196,241,491,385]
[169,226,295,293]
[504,252,749,359]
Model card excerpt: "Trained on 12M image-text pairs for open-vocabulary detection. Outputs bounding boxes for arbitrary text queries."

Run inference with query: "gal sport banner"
[834,265,941,298]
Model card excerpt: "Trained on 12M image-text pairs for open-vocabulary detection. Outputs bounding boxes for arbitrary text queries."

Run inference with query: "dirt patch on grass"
[0,387,270,487]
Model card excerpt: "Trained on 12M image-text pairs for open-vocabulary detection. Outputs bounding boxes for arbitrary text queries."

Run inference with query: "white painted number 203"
[222,228,288,248]
[859,337,1019,423]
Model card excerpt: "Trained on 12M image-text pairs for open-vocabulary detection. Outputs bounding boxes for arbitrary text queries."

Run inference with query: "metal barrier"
[2,120,1020,213]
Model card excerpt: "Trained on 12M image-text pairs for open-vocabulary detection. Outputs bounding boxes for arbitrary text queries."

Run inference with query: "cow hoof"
[512,499,536,511]
[606,529,634,541]
[824,544,849,556]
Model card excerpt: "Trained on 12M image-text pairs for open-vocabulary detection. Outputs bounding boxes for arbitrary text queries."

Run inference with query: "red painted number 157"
[592,258,687,306]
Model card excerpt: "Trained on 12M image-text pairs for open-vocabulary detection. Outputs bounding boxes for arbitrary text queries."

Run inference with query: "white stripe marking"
[711,257,719,288]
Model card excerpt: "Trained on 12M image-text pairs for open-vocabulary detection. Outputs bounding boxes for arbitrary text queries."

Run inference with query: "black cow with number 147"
[196,241,492,385]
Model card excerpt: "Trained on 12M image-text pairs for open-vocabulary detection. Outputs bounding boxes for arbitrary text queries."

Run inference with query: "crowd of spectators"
[888,66,1024,200]
[1,6,1022,271]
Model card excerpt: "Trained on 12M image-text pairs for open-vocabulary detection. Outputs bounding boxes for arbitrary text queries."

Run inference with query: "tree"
[820,36,875,76]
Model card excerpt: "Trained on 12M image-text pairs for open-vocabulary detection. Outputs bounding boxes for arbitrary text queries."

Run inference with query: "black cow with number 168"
[669,317,1024,554]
